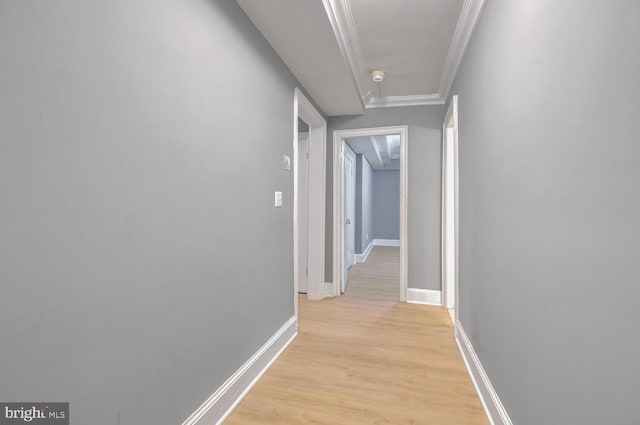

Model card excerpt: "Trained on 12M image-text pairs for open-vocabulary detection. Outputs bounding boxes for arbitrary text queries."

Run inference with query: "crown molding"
[321,0,369,111]
[323,0,486,112]
[438,0,487,101]
[366,94,445,109]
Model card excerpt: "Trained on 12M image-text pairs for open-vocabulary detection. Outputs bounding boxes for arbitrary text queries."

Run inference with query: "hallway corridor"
[225,247,488,424]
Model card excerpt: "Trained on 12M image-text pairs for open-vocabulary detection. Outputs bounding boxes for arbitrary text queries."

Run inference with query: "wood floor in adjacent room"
[225,246,489,425]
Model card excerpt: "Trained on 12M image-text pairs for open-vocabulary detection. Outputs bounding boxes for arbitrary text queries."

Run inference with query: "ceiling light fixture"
[371,70,385,83]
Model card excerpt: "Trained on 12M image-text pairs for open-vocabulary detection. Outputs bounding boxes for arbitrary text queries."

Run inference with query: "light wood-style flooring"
[225,246,489,424]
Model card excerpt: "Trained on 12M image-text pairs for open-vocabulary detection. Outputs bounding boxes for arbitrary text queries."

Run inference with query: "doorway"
[342,144,356,291]
[297,128,309,294]
[332,126,408,301]
[293,88,326,313]
[442,95,459,323]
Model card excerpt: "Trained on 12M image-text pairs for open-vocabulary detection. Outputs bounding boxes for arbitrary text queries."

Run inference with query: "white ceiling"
[236,0,486,116]
[235,0,364,116]
[346,134,400,171]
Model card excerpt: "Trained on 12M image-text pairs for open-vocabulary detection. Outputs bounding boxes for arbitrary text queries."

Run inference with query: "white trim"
[321,0,368,110]
[332,126,408,301]
[373,239,400,247]
[438,0,487,101]
[354,240,374,263]
[294,88,327,305]
[181,317,297,425]
[455,321,514,425]
[442,95,460,320]
[399,125,408,303]
[406,288,442,306]
[324,282,335,297]
[366,94,444,109]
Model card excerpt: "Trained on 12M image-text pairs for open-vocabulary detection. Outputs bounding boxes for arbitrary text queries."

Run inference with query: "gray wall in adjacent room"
[372,170,400,240]
[0,1,304,424]
[355,154,374,254]
[448,1,640,424]
[326,106,445,290]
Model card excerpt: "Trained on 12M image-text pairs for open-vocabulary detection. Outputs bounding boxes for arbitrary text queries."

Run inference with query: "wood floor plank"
[225,247,489,425]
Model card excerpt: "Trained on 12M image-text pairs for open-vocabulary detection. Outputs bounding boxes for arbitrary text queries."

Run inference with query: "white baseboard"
[354,240,374,263]
[373,239,400,247]
[324,281,336,297]
[181,317,297,425]
[455,321,513,425]
[406,288,442,306]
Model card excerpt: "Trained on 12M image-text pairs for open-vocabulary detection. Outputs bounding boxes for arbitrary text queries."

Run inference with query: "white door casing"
[297,132,309,293]
[332,126,408,301]
[442,95,459,318]
[293,87,326,311]
[343,145,356,292]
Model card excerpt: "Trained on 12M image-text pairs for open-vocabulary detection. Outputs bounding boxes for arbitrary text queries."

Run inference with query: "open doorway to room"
[293,88,326,316]
[332,126,408,302]
[297,119,310,295]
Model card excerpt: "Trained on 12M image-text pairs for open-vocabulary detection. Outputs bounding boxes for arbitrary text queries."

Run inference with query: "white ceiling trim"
[327,0,486,110]
[437,0,487,101]
[369,136,384,168]
[321,0,370,109]
[366,94,444,109]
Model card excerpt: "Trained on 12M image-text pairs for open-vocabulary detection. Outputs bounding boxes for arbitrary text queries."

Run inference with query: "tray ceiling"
[236,0,486,116]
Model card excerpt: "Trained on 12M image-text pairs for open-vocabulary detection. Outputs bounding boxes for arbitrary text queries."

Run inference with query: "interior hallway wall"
[326,106,445,290]
[448,0,640,424]
[372,170,400,240]
[0,1,314,424]
[355,154,374,254]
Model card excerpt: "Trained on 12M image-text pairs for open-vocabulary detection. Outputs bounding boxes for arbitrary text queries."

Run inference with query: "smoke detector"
[371,70,385,83]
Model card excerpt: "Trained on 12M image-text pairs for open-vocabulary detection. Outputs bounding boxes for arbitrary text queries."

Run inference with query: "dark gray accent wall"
[0,1,305,424]
[326,106,445,290]
[355,155,374,254]
[372,170,400,240]
[449,1,640,424]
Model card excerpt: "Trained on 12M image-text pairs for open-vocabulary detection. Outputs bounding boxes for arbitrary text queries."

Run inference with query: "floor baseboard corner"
[455,321,513,425]
[355,240,375,263]
[181,316,297,425]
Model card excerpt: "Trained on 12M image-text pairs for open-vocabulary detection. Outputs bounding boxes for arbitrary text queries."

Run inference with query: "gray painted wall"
[372,171,400,240]
[0,1,303,424]
[449,1,640,424]
[326,106,445,290]
[355,154,374,254]
[298,118,309,132]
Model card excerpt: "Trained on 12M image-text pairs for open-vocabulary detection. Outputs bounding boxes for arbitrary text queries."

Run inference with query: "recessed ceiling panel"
[236,0,474,114]
[349,0,464,97]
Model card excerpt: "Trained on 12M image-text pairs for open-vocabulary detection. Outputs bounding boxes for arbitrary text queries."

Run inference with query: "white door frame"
[294,88,327,315]
[332,126,408,301]
[297,132,310,294]
[441,95,460,322]
[342,145,357,292]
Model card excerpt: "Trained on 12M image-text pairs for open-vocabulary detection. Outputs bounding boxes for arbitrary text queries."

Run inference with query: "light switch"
[283,155,291,171]
[274,191,283,207]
